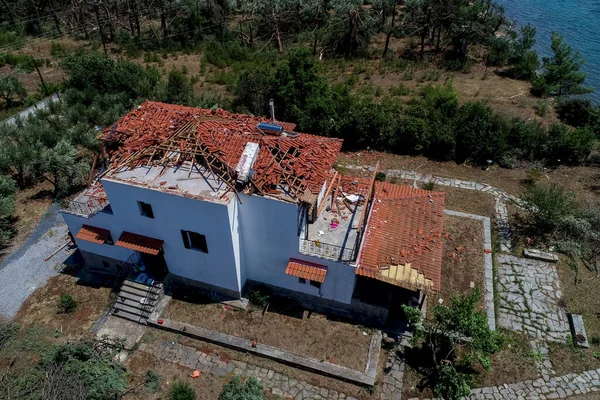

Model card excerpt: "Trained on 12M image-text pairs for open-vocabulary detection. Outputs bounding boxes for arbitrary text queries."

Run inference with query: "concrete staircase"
[112,279,163,324]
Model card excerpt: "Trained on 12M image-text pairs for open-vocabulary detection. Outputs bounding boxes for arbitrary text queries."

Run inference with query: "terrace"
[299,175,371,263]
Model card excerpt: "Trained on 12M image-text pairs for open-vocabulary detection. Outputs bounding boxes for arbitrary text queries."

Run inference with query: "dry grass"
[439,215,485,305]
[124,350,228,400]
[142,329,385,400]
[338,151,600,205]
[439,186,496,218]
[547,257,600,374]
[162,296,372,371]
[0,180,54,264]
[14,271,118,340]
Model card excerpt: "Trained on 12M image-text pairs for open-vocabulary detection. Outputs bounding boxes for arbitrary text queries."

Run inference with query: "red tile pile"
[357,181,445,292]
[285,258,328,283]
[100,101,342,201]
[75,225,111,244]
[115,231,164,255]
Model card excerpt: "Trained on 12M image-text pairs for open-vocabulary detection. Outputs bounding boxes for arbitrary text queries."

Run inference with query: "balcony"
[62,184,111,217]
[299,238,356,262]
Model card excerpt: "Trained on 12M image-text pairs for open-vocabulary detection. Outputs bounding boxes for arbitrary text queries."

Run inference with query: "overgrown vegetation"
[144,369,162,393]
[402,289,504,399]
[56,293,78,314]
[519,183,600,274]
[219,376,265,400]
[0,322,128,400]
[169,381,196,400]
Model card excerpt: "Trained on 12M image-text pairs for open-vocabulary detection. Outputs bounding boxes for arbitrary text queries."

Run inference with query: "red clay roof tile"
[115,231,164,255]
[285,258,328,283]
[75,225,111,244]
[357,181,445,292]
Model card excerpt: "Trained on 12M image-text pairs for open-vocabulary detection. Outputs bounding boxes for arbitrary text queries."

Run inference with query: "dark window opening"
[105,233,114,245]
[298,278,306,284]
[102,261,110,269]
[138,201,154,218]
[309,280,321,289]
[181,230,208,253]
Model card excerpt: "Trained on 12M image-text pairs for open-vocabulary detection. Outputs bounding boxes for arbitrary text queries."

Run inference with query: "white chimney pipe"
[269,99,275,122]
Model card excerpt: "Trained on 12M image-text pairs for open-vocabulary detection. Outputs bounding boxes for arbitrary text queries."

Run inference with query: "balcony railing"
[299,238,356,262]
[63,197,111,217]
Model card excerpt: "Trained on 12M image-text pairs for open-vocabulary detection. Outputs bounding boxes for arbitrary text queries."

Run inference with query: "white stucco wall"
[237,193,356,304]
[64,178,242,295]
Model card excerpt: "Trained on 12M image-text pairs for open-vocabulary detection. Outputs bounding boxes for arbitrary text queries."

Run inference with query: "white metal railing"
[299,238,355,262]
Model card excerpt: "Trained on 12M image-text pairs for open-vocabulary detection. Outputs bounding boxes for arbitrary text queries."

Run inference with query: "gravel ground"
[0,204,75,319]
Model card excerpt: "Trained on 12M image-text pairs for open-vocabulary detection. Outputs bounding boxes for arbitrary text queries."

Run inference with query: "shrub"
[219,376,264,400]
[423,181,435,191]
[145,370,161,393]
[556,98,600,131]
[389,83,411,97]
[375,172,386,181]
[57,294,78,314]
[169,381,196,400]
[248,288,270,308]
[534,100,550,117]
[520,183,580,235]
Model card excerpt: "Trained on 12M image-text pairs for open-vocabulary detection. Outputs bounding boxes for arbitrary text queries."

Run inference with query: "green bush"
[556,98,600,131]
[520,183,580,235]
[57,294,77,314]
[219,376,264,400]
[389,83,411,97]
[145,370,161,393]
[169,381,196,400]
[248,288,270,308]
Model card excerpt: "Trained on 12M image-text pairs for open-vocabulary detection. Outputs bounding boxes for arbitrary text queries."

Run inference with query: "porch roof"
[116,231,164,255]
[75,225,111,245]
[285,258,328,283]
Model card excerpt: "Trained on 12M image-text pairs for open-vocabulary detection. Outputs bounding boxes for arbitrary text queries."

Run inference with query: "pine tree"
[540,32,594,97]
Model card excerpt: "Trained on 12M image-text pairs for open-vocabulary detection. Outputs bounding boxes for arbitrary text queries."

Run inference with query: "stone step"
[119,285,160,300]
[113,302,151,319]
[122,279,162,292]
[117,290,157,305]
[112,308,148,325]
[116,297,154,311]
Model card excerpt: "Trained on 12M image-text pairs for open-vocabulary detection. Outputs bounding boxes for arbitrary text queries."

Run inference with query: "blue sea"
[495,0,600,103]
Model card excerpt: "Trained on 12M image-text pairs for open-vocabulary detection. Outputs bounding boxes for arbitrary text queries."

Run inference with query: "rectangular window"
[105,233,114,245]
[102,261,110,269]
[138,201,154,218]
[298,278,306,284]
[181,230,208,253]
[309,280,321,289]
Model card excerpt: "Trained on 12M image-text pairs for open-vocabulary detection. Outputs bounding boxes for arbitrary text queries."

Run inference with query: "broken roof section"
[99,101,343,205]
[357,181,445,293]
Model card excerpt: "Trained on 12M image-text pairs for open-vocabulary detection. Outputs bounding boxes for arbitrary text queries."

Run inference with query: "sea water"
[495,0,600,103]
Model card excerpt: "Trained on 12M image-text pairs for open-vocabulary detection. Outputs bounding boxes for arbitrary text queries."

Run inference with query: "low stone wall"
[147,316,381,386]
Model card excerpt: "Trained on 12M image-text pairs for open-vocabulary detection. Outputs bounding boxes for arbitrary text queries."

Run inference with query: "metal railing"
[299,238,356,262]
[63,197,110,217]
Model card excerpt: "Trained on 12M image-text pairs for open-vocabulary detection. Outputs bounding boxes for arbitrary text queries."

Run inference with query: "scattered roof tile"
[285,258,328,283]
[115,231,164,255]
[75,225,111,244]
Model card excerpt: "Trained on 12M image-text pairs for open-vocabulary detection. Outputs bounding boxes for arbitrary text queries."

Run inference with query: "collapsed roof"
[99,101,343,204]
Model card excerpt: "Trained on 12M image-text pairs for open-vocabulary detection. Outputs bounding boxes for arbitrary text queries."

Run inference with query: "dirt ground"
[141,329,385,400]
[162,296,372,371]
[13,271,119,340]
[124,350,228,400]
[338,151,600,206]
[439,215,485,304]
[0,180,54,264]
[547,257,600,375]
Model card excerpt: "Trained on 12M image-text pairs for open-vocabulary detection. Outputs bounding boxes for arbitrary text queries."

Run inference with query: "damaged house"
[61,101,445,324]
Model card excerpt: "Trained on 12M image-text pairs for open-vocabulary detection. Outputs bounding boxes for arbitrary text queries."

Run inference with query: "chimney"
[269,99,275,122]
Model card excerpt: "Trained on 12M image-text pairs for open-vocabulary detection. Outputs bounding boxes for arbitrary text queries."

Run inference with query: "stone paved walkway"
[496,255,570,343]
[530,339,556,381]
[140,339,359,400]
[380,352,405,400]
